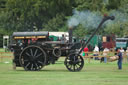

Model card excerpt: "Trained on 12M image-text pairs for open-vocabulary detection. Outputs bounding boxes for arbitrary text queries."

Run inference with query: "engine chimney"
[68,27,73,43]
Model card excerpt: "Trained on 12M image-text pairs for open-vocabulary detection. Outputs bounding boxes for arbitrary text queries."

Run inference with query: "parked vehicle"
[116,38,128,50]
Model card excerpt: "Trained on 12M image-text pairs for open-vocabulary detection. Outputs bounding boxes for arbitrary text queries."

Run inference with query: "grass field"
[0,57,128,85]
[0,48,5,52]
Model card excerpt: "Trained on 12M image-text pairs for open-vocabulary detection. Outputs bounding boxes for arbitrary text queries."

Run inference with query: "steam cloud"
[68,10,102,28]
[68,9,128,29]
[106,10,128,27]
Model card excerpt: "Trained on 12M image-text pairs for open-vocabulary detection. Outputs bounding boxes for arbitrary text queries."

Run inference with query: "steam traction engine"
[10,15,115,72]
[10,31,83,71]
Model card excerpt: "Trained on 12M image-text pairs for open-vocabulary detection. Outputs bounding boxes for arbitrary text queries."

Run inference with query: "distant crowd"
[82,45,128,70]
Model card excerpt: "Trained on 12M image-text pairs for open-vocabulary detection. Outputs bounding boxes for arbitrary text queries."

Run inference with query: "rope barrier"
[0,52,13,62]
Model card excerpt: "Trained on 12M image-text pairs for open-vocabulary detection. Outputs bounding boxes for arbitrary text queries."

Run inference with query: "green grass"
[0,58,128,85]
[0,48,11,52]
[0,48,5,52]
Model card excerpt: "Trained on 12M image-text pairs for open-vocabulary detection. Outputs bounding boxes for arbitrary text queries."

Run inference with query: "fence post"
[88,57,91,63]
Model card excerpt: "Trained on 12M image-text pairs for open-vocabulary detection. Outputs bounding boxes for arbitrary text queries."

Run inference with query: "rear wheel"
[19,45,46,71]
[64,53,84,72]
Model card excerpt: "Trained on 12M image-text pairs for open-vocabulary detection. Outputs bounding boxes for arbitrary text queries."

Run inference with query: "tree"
[106,0,121,10]
[73,24,88,38]
[103,0,128,37]
[74,0,106,11]
[43,13,66,31]
[0,0,74,32]
[120,0,128,13]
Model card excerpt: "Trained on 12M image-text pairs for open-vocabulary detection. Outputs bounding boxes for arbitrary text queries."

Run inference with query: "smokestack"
[68,27,73,43]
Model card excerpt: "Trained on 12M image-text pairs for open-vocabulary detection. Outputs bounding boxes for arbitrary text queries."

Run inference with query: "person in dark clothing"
[117,49,123,70]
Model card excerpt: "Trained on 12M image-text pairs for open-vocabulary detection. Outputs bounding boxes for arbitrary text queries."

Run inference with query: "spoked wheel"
[64,53,84,72]
[19,45,46,71]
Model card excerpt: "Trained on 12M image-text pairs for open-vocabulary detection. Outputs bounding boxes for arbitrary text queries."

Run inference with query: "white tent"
[3,35,9,48]
[49,32,69,40]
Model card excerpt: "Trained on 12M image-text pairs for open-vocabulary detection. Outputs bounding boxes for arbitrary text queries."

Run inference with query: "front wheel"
[64,53,84,72]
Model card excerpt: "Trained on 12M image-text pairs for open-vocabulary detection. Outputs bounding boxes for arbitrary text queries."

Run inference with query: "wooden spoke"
[37,61,43,65]
[31,63,33,70]
[26,52,31,57]
[25,62,30,70]
[30,49,33,57]
[34,49,38,56]
[35,53,43,58]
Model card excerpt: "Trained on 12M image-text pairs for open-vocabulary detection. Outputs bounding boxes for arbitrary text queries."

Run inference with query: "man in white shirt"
[93,45,99,60]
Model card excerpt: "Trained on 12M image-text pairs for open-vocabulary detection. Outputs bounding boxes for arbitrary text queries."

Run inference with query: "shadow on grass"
[14,68,70,72]
[41,69,69,72]
[14,61,70,72]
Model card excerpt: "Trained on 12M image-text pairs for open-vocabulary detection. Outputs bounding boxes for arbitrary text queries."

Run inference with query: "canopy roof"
[12,31,49,37]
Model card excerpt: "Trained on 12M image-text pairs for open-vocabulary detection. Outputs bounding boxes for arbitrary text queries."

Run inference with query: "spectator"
[120,47,124,54]
[93,45,99,60]
[126,47,128,62]
[83,46,89,56]
[61,34,66,44]
[102,48,109,63]
[120,47,125,62]
[94,45,99,52]
[117,49,123,70]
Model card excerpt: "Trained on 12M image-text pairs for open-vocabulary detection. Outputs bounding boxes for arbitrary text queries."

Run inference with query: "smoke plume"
[68,10,102,29]
[68,9,128,29]
[106,10,128,27]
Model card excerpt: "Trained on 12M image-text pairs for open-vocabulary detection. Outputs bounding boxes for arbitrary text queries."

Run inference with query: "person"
[102,48,109,63]
[117,49,123,70]
[126,47,128,62]
[120,47,125,62]
[120,47,124,54]
[93,45,99,60]
[83,46,89,56]
[61,34,66,44]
